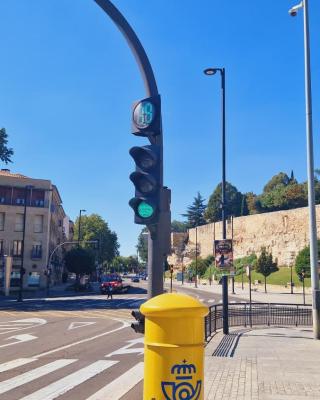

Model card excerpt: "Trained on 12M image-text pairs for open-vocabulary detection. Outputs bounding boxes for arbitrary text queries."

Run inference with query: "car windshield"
[102,276,120,282]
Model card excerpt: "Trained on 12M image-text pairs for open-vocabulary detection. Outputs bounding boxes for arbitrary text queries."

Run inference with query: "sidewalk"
[205,326,320,399]
[170,280,312,305]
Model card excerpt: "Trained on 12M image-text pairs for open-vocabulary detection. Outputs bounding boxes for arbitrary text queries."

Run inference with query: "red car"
[100,275,127,294]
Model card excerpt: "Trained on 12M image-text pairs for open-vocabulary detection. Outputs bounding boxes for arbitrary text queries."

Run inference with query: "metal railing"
[205,302,312,340]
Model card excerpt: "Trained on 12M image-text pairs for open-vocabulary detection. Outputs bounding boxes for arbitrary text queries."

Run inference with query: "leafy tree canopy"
[255,247,279,292]
[295,240,320,278]
[171,220,188,232]
[73,214,119,264]
[0,128,14,164]
[205,182,247,222]
[65,247,95,276]
[182,192,206,228]
[136,228,148,263]
[263,172,291,193]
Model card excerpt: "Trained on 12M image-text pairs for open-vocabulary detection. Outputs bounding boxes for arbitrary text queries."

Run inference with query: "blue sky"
[0,0,319,255]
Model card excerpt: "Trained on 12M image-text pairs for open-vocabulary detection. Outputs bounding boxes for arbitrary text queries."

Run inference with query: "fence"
[205,302,312,340]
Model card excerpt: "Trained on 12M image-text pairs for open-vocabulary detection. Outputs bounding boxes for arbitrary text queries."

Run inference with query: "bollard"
[141,292,208,400]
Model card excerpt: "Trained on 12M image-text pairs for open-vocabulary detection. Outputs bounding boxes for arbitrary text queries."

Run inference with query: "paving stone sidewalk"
[205,327,320,399]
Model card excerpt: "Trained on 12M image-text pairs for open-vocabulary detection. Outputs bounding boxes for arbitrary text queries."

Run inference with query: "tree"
[255,247,279,293]
[73,214,119,264]
[65,247,95,287]
[205,182,246,222]
[295,240,320,278]
[263,172,291,193]
[182,192,206,228]
[171,220,188,232]
[0,128,14,164]
[244,192,261,215]
[137,228,148,263]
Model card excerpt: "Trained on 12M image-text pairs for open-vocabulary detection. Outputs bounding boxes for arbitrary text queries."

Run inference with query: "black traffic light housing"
[131,310,145,334]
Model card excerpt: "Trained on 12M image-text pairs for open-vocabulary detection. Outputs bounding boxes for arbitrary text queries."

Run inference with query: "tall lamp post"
[204,67,229,334]
[289,0,320,339]
[78,209,86,246]
[17,185,34,302]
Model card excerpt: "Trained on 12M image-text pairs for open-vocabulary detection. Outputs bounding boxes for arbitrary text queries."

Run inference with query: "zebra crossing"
[0,356,144,400]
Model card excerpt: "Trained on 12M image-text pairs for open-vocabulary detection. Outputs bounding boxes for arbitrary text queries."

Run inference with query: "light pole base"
[312,308,320,339]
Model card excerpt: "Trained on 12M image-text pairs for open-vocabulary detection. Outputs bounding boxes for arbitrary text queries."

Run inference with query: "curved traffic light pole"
[94,0,170,298]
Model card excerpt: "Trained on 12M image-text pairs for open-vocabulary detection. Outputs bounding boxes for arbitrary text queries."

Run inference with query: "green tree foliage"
[0,128,13,164]
[65,247,95,278]
[73,214,119,264]
[234,254,257,275]
[137,228,148,263]
[182,192,206,228]
[171,220,188,232]
[263,172,291,193]
[255,247,279,292]
[111,255,139,273]
[244,192,260,215]
[295,240,320,278]
[187,257,210,278]
[205,182,247,222]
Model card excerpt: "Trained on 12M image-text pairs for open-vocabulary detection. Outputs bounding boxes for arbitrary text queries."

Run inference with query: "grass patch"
[234,266,310,287]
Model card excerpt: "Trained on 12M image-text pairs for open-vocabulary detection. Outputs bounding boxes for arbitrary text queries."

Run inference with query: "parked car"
[100,274,129,294]
[131,275,140,283]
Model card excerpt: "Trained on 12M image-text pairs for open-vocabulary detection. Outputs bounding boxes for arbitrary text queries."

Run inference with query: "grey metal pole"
[303,0,320,339]
[221,68,229,334]
[17,186,29,302]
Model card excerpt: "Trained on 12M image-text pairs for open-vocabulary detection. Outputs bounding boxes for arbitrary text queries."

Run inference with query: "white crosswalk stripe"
[207,299,216,303]
[0,357,37,373]
[20,360,118,400]
[0,357,143,399]
[86,362,144,400]
[0,359,77,394]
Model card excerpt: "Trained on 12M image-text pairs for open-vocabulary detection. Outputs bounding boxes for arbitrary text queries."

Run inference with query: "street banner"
[214,239,233,269]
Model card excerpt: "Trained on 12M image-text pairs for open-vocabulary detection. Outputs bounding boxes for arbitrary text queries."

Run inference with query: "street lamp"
[17,185,34,302]
[204,66,229,334]
[289,0,320,339]
[78,209,86,246]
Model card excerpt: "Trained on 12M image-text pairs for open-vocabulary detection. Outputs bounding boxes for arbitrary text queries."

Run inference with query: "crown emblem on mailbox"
[161,360,202,400]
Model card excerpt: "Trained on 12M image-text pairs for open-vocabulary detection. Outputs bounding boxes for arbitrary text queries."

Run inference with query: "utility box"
[141,293,208,399]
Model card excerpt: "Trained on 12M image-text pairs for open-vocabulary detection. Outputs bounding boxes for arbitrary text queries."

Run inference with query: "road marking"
[0,359,76,394]
[106,337,144,357]
[0,318,46,335]
[32,320,129,359]
[86,362,144,400]
[207,299,216,303]
[67,321,96,331]
[0,334,38,349]
[20,360,118,400]
[0,358,37,373]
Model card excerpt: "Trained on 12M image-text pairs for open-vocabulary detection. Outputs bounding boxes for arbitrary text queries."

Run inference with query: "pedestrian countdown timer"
[133,100,155,129]
[137,201,154,218]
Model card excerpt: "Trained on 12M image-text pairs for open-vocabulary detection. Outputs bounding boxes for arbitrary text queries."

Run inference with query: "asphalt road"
[0,279,245,399]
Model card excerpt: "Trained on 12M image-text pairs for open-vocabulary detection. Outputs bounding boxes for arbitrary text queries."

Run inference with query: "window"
[15,214,24,232]
[12,240,22,256]
[31,242,42,259]
[0,240,4,255]
[34,215,43,233]
[0,213,4,230]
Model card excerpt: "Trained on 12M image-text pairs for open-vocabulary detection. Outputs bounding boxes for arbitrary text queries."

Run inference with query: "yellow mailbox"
[140,292,208,400]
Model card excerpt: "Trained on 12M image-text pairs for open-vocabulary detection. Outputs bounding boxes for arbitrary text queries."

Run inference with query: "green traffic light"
[137,201,154,218]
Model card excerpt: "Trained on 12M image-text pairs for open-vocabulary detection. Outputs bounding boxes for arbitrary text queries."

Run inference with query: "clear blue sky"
[0,0,319,255]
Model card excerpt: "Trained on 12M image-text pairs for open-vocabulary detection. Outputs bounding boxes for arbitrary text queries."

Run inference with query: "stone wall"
[173,205,320,267]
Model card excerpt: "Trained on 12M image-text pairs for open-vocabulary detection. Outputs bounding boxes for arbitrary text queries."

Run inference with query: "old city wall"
[182,205,320,266]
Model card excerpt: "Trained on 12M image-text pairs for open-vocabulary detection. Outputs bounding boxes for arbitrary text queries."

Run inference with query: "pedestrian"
[107,285,113,300]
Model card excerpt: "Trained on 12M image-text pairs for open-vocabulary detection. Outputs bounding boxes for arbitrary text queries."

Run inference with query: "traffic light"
[129,95,162,225]
[131,310,145,334]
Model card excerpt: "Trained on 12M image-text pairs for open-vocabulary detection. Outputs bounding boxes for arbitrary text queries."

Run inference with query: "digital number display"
[133,101,155,129]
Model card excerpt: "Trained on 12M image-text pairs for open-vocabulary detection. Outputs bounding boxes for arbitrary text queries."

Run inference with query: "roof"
[0,169,28,178]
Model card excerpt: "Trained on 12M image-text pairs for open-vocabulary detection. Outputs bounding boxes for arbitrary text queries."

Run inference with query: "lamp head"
[204,68,218,76]
[289,2,303,17]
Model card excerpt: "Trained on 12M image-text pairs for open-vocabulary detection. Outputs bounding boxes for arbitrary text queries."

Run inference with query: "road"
[0,280,243,399]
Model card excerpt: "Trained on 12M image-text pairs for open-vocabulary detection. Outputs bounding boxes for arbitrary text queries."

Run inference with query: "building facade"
[0,169,72,290]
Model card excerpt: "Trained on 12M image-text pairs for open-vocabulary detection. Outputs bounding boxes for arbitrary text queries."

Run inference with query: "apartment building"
[0,169,72,290]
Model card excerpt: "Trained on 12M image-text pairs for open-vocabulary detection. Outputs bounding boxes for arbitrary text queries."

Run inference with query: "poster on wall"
[214,239,233,269]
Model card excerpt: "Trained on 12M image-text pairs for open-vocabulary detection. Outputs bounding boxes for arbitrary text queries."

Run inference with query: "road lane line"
[33,320,129,359]
[207,299,216,303]
[0,359,76,394]
[0,358,37,373]
[20,360,118,400]
[86,362,144,400]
